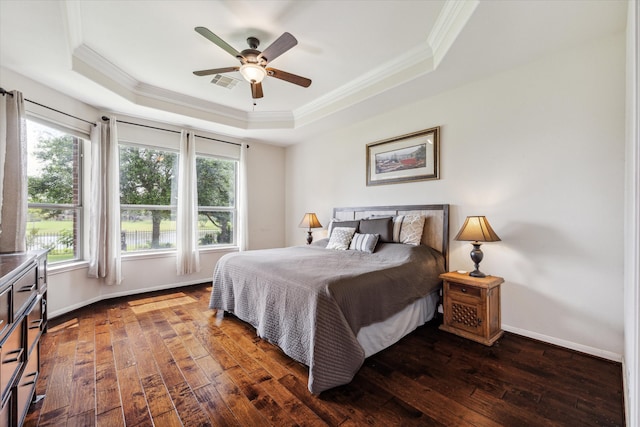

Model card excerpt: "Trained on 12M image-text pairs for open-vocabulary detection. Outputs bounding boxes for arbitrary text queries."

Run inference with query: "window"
[119,144,178,252]
[196,155,237,246]
[26,120,83,264]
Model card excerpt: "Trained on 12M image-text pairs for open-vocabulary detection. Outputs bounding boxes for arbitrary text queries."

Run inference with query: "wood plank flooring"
[25,283,624,426]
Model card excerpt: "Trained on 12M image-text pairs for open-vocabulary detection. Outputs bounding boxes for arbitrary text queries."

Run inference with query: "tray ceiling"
[0,0,627,145]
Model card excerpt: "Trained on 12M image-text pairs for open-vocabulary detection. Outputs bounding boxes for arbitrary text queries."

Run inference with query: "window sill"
[121,245,238,261]
[47,246,239,275]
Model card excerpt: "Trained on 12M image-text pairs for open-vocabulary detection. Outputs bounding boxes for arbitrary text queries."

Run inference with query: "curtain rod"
[101,116,244,148]
[1,87,97,127]
[0,87,245,148]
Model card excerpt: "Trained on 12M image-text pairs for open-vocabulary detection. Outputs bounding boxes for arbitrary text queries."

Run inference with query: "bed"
[209,204,449,393]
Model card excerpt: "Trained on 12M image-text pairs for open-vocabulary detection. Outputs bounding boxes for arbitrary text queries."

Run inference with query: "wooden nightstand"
[439,271,505,346]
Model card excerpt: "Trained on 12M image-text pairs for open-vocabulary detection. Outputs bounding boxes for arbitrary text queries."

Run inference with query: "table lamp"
[454,216,501,277]
[299,213,323,244]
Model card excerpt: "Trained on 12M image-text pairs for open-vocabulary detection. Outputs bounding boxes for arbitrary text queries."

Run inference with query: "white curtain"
[0,90,27,252]
[238,143,249,251]
[176,130,200,275]
[88,116,122,285]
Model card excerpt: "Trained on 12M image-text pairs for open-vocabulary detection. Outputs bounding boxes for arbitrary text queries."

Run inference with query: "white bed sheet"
[357,289,439,358]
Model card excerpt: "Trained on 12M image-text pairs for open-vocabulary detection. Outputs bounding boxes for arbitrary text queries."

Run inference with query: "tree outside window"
[26,120,82,264]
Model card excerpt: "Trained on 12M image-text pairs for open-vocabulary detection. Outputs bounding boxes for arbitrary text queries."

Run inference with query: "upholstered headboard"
[332,204,450,270]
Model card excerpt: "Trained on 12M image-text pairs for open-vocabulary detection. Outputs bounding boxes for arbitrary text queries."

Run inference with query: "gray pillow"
[359,217,393,242]
[328,219,360,236]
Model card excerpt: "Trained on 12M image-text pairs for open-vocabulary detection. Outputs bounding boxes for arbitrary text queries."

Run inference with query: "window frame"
[118,142,179,254]
[195,152,239,248]
[26,118,85,265]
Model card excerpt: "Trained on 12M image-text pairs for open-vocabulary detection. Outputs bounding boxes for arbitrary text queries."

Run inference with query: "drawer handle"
[3,348,23,364]
[18,283,37,292]
[21,380,37,387]
[461,288,467,293]
[29,319,43,330]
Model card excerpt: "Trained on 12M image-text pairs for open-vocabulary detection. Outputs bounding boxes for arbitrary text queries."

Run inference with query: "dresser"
[0,250,48,427]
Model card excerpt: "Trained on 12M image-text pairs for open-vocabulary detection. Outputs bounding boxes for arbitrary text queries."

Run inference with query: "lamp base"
[306,230,313,245]
[469,269,486,278]
[469,242,486,278]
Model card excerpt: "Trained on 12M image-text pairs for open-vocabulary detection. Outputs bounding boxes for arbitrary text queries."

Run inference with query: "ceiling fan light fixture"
[239,63,266,83]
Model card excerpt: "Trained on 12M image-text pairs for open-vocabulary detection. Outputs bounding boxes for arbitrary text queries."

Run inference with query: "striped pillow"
[392,215,425,246]
[349,233,379,253]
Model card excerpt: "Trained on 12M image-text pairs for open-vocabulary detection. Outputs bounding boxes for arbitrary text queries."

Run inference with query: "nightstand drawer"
[449,282,481,298]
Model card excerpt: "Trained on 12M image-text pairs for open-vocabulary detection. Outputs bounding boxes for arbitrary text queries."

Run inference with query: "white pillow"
[349,233,379,253]
[326,227,356,250]
[392,215,425,246]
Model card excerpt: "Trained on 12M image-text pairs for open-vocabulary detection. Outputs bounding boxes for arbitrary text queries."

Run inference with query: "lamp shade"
[454,216,501,242]
[298,213,322,229]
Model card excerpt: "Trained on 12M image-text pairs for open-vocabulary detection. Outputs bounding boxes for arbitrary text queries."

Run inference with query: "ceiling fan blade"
[257,32,297,64]
[195,27,242,59]
[193,66,239,76]
[251,82,264,99]
[266,68,312,87]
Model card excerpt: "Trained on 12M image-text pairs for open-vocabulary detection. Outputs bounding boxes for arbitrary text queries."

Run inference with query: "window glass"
[196,156,237,246]
[26,120,82,264]
[119,144,178,252]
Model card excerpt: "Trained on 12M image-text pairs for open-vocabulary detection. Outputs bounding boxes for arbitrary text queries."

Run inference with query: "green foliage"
[28,134,77,220]
[196,157,236,244]
[120,146,177,206]
[58,229,74,248]
[119,147,236,249]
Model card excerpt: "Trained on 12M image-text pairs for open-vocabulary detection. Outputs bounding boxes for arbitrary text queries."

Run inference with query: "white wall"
[286,33,626,359]
[624,0,639,425]
[0,67,286,318]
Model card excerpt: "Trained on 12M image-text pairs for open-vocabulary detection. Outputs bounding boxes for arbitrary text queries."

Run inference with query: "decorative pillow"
[328,219,360,236]
[359,217,393,242]
[349,233,379,253]
[326,227,356,250]
[392,215,425,246]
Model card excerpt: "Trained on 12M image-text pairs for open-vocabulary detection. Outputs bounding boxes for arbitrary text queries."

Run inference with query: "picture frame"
[366,126,440,186]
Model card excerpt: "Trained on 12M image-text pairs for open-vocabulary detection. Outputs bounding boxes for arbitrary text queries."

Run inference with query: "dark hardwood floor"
[25,283,624,426]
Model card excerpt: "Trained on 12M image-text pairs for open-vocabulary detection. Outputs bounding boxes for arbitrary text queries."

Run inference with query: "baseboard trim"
[48,279,209,319]
[502,324,622,363]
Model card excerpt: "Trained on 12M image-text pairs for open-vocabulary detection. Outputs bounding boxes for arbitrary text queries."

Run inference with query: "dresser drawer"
[16,349,39,427]
[26,296,43,358]
[12,265,37,319]
[448,282,482,298]
[0,388,12,427]
[0,287,10,340]
[0,322,24,400]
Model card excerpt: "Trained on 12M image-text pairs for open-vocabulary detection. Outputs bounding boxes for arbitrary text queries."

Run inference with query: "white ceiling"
[0,0,627,146]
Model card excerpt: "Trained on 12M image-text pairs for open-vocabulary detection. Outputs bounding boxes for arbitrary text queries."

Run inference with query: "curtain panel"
[0,90,27,252]
[88,116,122,285]
[176,130,200,275]
[238,143,249,251]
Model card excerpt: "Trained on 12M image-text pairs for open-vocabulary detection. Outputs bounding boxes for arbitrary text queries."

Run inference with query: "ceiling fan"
[193,27,312,99]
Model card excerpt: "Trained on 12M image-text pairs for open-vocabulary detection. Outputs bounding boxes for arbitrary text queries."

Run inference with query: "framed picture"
[366,126,440,186]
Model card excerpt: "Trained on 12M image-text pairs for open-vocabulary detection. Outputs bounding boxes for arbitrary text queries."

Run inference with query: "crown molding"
[293,0,478,127]
[428,0,479,67]
[293,43,434,127]
[63,0,477,132]
[71,44,294,129]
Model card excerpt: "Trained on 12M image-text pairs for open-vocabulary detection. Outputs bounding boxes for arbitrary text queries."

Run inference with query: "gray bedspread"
[209,239,445,393]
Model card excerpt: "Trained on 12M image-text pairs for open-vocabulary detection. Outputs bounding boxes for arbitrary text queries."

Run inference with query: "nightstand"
[439,271,504,346]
